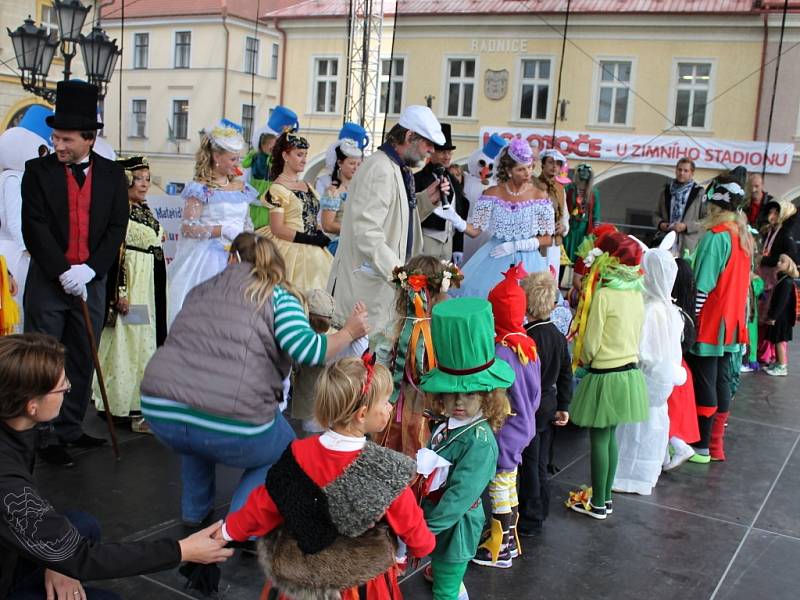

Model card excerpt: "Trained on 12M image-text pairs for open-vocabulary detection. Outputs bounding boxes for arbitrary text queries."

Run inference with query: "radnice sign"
[480,127,795,174]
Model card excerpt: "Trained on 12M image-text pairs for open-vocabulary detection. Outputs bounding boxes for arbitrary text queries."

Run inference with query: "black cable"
[761,0,789,181]
[382,1,399,143]
[117,0,124,152]
[551,0,571,139]
[250,0,261,145]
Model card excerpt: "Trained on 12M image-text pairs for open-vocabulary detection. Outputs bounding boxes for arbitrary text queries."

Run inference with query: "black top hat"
[434,123,456,151]
[46,81,103,131]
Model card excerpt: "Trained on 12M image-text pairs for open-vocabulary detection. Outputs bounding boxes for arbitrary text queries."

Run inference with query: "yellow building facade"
[274,8,778,225]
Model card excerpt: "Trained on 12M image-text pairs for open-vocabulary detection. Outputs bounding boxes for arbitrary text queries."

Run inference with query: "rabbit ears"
[627,231,675,253]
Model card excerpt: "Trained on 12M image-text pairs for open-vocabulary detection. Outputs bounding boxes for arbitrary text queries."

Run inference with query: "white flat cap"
[398,105,445,146]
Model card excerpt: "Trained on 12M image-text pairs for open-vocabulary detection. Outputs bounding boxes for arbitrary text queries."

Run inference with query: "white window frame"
[669,58,715,132]
[379,56,406,116]
[244,36,259,75]
[132,32,149,69]
[310,55,340,114]
[40,3,58,35]
[514,55,554,123]
[590,57,636,128]
[129,98,147,138]
[171,98,190,140]
[269,43,279,79]
[172,30,192,69]
[442,55,479,120]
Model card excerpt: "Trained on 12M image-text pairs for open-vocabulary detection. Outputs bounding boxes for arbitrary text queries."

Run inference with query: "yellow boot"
[471,513,512,568]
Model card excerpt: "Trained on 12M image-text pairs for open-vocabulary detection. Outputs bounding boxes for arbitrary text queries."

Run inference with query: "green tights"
[589,425,618,506]
[431,559,469,600]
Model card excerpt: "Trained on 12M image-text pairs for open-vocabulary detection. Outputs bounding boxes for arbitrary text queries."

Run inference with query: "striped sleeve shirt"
[272,285,327,365]
[141,285,327,435]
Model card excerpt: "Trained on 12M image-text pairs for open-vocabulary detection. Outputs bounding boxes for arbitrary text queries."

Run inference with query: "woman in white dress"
[167,122,255,325]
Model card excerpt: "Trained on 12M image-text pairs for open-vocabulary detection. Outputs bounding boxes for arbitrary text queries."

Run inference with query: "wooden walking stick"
[79,298,120,459]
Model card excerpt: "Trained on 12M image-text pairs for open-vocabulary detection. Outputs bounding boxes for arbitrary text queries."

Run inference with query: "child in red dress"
[221,356,435,599]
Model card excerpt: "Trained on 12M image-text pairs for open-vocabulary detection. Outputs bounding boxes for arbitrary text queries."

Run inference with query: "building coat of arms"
[484,69,509,100]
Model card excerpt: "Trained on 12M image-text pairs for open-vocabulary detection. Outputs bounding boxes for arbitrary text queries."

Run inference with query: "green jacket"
[422,417,498,563]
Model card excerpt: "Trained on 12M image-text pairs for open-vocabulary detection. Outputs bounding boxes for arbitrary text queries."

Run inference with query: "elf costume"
[566,232,647,519]
[419,297,514,600]
[472,264,541,568]
[686,180,750,463]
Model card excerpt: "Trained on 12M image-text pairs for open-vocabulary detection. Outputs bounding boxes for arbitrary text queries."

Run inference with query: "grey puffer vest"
[141,263,291,424]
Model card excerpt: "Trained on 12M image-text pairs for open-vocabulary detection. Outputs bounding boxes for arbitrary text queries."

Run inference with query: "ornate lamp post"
[6,0,120,103]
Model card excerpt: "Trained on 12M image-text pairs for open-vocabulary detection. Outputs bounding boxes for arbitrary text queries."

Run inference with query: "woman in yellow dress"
[93,156,166,433]
[259,131,333,291]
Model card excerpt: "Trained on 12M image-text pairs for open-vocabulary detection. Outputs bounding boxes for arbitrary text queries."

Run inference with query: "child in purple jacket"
[472,263,541,569]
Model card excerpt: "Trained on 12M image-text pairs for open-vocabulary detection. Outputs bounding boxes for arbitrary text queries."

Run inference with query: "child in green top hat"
[418,297,514,600]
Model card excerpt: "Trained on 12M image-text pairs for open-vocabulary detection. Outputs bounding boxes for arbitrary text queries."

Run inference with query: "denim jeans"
[9,511,121,600]
[148,412,296,522]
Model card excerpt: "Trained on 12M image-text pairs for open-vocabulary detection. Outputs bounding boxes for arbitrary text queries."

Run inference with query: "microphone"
[432,165,453,206]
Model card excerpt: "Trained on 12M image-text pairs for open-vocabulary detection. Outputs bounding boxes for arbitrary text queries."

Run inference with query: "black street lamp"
[6,0,120,103]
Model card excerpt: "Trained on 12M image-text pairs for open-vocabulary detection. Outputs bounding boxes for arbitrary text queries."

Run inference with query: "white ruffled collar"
[447,412,484,430]
[320,429,366,451]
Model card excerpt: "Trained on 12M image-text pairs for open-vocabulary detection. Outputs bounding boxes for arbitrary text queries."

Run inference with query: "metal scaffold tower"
[343,0,385,152]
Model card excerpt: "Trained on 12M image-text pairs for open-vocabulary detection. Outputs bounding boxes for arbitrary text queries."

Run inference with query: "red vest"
[695,222,750,346]
[65,166,92,265]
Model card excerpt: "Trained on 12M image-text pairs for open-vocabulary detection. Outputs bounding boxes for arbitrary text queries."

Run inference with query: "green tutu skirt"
[570,368,648,428]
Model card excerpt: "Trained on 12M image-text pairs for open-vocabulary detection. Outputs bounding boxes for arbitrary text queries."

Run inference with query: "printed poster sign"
[480,126,795,174]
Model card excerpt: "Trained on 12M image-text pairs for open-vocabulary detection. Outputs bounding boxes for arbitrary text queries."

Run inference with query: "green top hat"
[421,297,515,394]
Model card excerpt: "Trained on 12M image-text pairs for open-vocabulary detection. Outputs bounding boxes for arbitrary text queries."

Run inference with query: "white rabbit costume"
[613,232,686,495]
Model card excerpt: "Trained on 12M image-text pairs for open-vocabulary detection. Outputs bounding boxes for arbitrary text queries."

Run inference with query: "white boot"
[664,437,694,471]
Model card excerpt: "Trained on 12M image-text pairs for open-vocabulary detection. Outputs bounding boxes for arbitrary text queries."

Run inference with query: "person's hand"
[555,222,566,236]
[117,297,129,315]
[178,520,234,564]
[490,241,515,259]
[433,205,467,232]
[343,301,370,340]
[60,264,95,289]
[674,222,687,233]
[553,411,569,426]
[8,274,18,297]
[767,319,776,326]
[44,568,86,600]
[451,252,464,267]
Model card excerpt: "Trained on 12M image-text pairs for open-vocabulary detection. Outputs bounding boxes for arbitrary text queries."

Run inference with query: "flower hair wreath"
[391,261,464,294]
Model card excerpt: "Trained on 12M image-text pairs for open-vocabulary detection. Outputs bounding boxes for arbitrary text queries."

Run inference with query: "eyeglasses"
[50,378,72,395]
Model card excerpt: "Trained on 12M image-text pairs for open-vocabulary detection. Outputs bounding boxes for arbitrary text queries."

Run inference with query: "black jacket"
[414,163,469,252]
[21,151,129,281]
[525,320,572,430]
[0,422,181,596]
[761,214,799,268]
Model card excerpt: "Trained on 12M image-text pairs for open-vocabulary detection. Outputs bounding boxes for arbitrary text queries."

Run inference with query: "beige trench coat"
[327,150,434,333]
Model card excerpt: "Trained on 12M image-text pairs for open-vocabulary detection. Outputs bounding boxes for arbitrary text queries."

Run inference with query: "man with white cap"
[328,105,450,333]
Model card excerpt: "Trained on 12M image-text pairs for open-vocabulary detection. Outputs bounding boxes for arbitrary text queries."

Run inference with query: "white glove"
[489,237,540,259]
[451,252,464,267]
[62,281,87,300]
[221,225,240,242]
[59,264,95,290]
[433,205,467,232]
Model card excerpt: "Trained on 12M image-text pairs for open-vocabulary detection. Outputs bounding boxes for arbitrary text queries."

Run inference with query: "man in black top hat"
[21,80,128,467]
[414,123,470,264]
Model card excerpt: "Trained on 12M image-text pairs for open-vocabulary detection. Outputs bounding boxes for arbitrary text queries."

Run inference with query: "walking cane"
[78,298,120,460]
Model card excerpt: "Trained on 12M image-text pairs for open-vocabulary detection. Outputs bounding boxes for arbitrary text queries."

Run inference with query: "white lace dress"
[455,194,554,299]
[167,180,255,326]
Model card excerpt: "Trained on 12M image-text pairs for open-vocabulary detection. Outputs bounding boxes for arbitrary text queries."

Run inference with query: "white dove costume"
[0,127,52,326]
[613,233,686,496]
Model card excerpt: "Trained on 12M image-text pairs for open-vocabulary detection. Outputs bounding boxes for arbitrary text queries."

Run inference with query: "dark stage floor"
[36,347,800,599]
